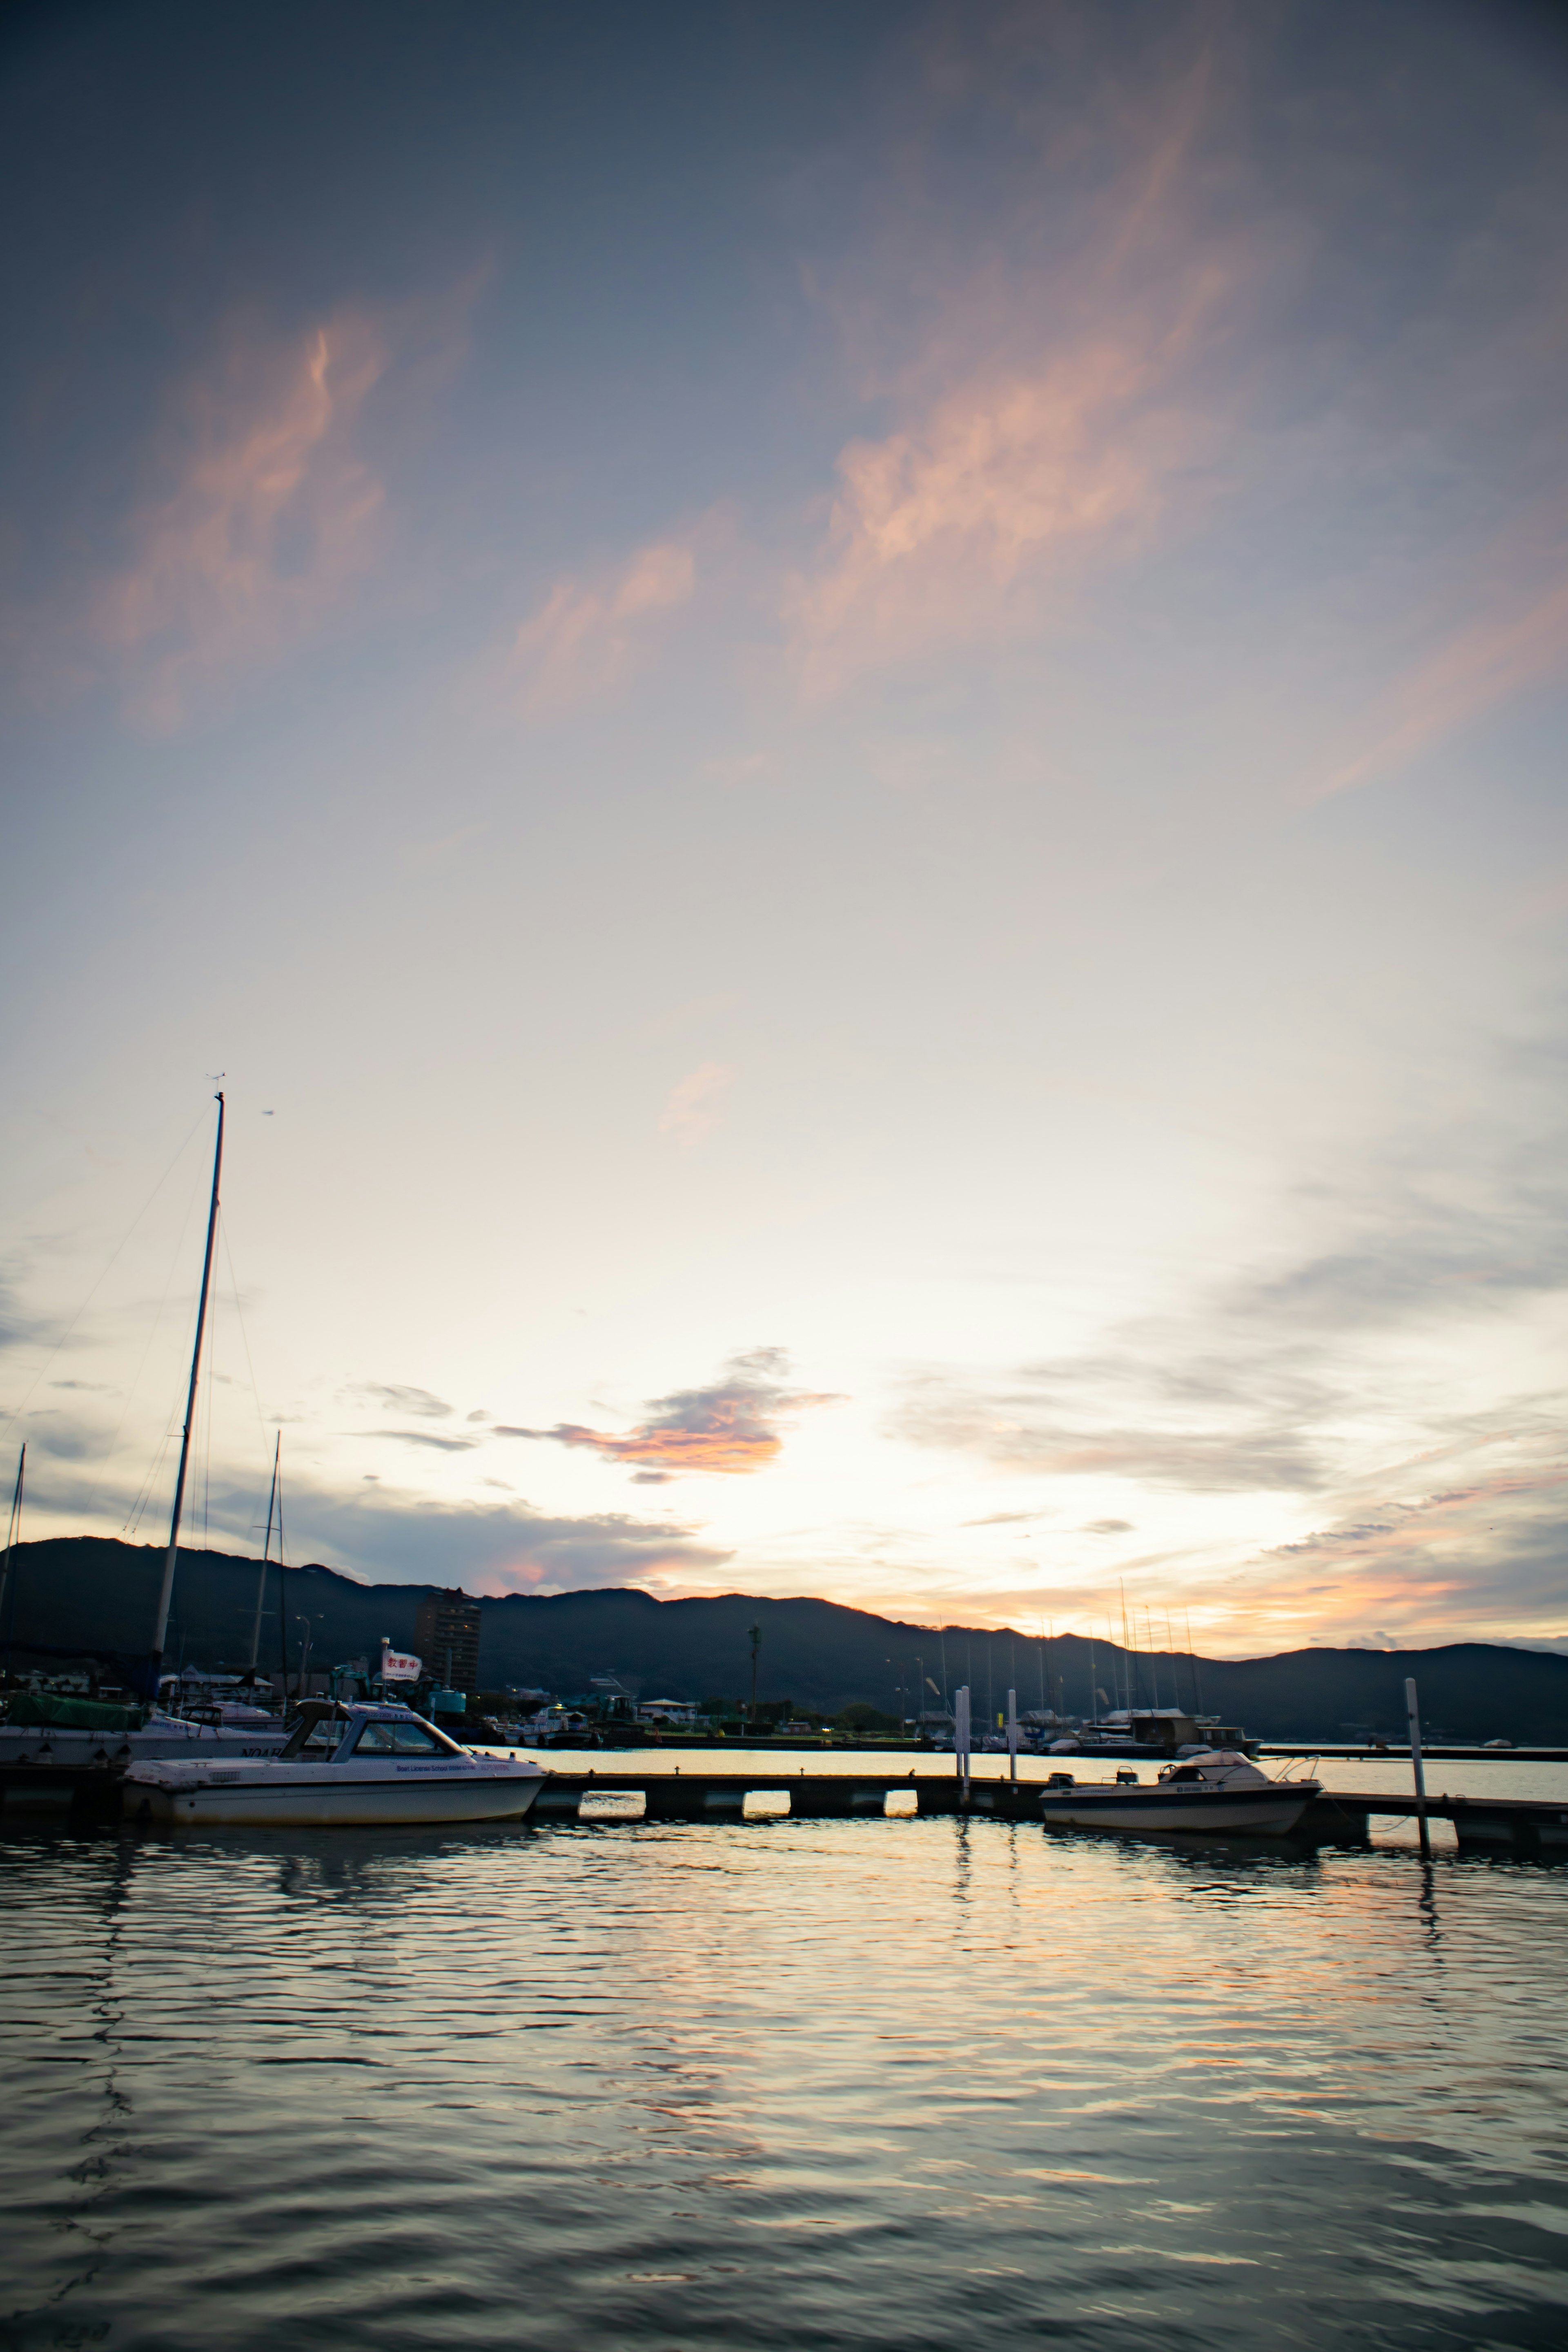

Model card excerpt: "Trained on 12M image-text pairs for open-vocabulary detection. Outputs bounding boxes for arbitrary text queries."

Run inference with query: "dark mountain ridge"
[3,1536,1564,1741]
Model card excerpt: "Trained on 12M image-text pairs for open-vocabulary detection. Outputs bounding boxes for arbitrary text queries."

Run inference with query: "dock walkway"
[4,1758,1566,1855]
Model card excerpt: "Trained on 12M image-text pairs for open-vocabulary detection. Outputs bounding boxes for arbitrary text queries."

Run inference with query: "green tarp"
[5,1692,144,1730]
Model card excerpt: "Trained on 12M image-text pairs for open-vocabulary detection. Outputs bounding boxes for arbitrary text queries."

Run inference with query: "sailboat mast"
[146,1091,225,1697]
[0,1443,24,1669]
[275,1448,291,1701]
[249,1432,280,1673]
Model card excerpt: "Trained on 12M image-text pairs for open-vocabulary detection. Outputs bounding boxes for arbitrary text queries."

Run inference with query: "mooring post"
[1404,1675,1430,1860]
[1006,1686,1018,1784]
[955,1685,971,1808]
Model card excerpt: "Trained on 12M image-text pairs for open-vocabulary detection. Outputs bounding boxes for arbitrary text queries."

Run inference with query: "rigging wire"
[107,1145,209,1499]
[123,1408,181,1541]
[218,1210,278,1537]
[0,1109,210,1436]
[219,1212,270,1441]
[122,1270,207,1540]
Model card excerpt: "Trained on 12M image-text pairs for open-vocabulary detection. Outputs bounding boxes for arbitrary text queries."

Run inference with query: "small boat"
[123,1701,547,1826]
[1038,1749,1319,1837]
[0,1698,291,1768]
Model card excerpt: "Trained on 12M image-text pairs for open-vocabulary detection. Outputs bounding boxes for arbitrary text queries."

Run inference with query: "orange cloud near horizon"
[494,1347,844,1480]
[543,1412,784,1476]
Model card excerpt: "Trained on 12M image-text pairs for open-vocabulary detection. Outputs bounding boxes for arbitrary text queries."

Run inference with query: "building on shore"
[414,1589,482,1694]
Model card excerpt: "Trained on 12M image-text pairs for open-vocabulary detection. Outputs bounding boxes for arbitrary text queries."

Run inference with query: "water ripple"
[2,1819,1566,2349]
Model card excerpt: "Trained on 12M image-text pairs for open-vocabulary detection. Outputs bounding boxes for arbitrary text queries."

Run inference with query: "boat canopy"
[1159,1749,1268,1786]
[278,1699,468,1762]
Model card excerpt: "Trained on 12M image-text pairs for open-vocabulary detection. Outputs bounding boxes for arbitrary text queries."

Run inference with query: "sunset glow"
[4,1,1567,1655]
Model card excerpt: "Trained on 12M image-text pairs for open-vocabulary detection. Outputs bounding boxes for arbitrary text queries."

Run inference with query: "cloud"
[1322,552,1568,799]
[504,535,697,717]
[658,1062,734,1147]
[18,1418,116,1463]
[1224,1184,1568,1331]
[0,1266,49,1355]
[1219,1432,1568,1651]
[350,1383,454,1419]
[94,309,391,728]
[786,345,1207,696]
[20,1448,731,1597]
[360,1430,480,1454]
[898,1350,1333,1497]
[889,1113,1568,1646]
[496,1346,843,1478]
[782,29,1251,694]
[900,1115,1568,1516]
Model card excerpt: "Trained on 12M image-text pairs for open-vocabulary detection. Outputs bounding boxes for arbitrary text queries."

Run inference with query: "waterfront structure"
[637,1697,701,1728]
[414,1590,481,1693]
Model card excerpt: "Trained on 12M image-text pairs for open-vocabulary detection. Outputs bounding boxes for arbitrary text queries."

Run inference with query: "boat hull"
[125,1766,545,1828]
[1040,1786,1314,1836]
[0,1724,290,1768]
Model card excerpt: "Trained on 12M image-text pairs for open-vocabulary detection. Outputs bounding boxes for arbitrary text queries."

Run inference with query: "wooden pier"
[4,1757,1567,1855]
[1298,1788,1568,1857]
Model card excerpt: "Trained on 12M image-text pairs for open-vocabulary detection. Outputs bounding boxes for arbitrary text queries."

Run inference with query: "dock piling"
[1404,1677,1431,1860]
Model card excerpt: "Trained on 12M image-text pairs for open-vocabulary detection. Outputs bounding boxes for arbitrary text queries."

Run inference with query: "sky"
[3,0,1568,1658]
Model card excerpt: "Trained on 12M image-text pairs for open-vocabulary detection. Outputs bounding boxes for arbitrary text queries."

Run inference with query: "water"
[3,1813,1567,2350]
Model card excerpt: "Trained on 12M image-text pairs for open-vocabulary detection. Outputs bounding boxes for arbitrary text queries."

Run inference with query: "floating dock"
[4,1758,1566,1855]
[1296,1788,1568,1857]
[532,1768,1568,1853]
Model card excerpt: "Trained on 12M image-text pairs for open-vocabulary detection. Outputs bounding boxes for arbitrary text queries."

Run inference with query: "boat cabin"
[1156,1750,1270,1788]
[278,1702,468,1763]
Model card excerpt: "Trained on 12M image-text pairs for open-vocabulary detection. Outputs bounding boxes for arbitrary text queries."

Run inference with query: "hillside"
[3,1536,1566,1740]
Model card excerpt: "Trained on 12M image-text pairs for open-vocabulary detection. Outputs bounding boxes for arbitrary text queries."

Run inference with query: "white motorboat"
[0,1706,291,1769]
[1038,1749,1320,1837]
[123,1701,547,1826]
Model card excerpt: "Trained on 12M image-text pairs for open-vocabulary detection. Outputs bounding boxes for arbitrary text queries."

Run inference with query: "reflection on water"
[3,1816,1566,2350]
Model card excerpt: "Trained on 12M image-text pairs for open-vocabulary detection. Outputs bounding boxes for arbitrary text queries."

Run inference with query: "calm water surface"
[3,1813,1566,2350]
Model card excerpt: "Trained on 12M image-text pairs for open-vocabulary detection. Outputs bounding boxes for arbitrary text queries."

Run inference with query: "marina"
[7,6,1568,2347]
[9,1740,1568,1855]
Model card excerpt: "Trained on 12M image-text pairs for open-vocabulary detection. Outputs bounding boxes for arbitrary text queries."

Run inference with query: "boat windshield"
[278,1716,342,1761]
[349,1718,464,1757]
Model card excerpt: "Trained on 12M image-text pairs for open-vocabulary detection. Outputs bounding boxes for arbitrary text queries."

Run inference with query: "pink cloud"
[783,36,1250,695]
[495,1347,843,1481]
[506,535,697,716]
[97,311,390,729]
[658,1060,733,1147]
[785,344,1203,694]
[1321,555,1568,800]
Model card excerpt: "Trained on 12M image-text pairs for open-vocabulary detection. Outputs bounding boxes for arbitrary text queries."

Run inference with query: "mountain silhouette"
[3,1536,1564,1741]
